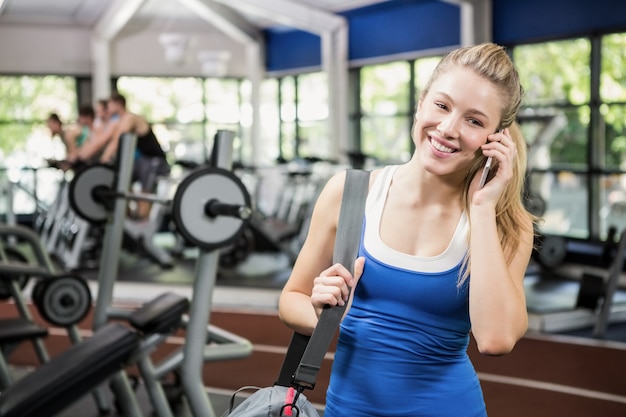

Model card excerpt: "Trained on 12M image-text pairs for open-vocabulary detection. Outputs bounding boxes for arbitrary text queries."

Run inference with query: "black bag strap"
[276,169,370,389]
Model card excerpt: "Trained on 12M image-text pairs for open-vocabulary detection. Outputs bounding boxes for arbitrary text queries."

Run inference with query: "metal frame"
[95,130,252,417]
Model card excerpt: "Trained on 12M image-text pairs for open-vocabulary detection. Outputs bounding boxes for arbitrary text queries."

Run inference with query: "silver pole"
[181,130,234,417]
[91,133,143,417]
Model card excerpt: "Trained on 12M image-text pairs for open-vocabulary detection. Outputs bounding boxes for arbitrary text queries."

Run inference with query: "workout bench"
[0,291,189,417]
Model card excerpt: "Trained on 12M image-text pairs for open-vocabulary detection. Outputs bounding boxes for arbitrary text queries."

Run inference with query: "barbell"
[68,164,252,251]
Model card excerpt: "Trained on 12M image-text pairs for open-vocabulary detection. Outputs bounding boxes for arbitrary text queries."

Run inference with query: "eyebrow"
[435,92,491,123]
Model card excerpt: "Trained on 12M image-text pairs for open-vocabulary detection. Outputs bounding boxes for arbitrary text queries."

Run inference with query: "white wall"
[0,22,252,78]
[0,24,92,75]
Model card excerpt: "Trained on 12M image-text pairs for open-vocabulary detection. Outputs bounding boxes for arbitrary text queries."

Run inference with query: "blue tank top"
[324,165,486,417]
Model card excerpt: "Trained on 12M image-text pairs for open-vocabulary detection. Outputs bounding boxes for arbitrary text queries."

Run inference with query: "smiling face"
[412,66,503,181]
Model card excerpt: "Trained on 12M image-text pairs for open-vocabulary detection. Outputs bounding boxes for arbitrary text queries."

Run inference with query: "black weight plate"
[32,279,49,308]
[38,275,92,327]
[219,226,255,268]
[537,235,568,270]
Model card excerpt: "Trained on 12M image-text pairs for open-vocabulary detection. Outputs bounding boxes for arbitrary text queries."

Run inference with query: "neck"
[396,161,463,208]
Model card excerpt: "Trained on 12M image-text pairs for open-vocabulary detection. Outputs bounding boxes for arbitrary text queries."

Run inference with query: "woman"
[278,43,536,416]
[46,106,93,164]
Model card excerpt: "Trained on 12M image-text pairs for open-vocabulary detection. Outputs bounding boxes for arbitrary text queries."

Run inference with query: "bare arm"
[468,207,532,355]
[468,128,533,355]
[74,119,119,162]
[99,113,138,163]
[63,126,80,159]
[278,171,351,335]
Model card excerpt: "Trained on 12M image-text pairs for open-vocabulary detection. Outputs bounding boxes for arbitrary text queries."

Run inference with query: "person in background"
[72,98,120,165]
[92,99,109,133]
[46,105,94,167]
[278,43,536,417]
[95,92,171,220]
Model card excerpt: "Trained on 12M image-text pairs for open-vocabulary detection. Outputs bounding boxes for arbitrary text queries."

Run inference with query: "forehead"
[428,67,503,120]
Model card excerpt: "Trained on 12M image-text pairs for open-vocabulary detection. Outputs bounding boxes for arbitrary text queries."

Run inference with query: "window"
[116,76,246,165]
[279,76,296,161]
[514,39,592,238]
[257,78,280,164]
[296,72,329,160]
[360,61,412,163]
[117,76,205,162]
[597,33,626,237]
[0,75,78,215]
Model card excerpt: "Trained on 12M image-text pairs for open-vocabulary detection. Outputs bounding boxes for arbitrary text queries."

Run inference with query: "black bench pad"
[128,292,189,335]
[0,322,139,417]
[0,318,47,343]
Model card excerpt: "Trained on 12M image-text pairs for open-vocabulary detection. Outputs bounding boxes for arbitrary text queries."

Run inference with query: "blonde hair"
[421,43,534,283]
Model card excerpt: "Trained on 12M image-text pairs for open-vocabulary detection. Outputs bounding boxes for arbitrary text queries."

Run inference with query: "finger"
[313,275,350,305]
[321,263,354,286]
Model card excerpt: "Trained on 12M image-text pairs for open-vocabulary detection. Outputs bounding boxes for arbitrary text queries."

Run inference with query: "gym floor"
[5,231,626,417]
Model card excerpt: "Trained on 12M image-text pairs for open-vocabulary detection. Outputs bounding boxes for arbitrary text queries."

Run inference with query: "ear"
[414,100,423,119]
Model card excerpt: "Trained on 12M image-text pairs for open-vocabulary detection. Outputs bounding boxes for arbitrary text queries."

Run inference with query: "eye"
[468,118,484,127]
[434,102,448,110]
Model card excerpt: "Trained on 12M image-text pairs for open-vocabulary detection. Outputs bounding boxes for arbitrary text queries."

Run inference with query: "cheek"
[465,131,488,153]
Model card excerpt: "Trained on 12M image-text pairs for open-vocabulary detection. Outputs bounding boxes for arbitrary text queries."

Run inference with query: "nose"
[437,114,461,138]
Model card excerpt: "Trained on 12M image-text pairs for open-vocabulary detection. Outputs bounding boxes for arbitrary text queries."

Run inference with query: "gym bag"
[222,169,370,417]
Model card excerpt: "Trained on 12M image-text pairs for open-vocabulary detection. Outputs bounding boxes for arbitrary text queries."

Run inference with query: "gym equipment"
[226,161,333,268]
[124,176,176,268]
[68,164,252,248]
[0,322,138,417]
[32,274,92,327]
[34,173,98,271]
[85,132,253,417]
[172,167,252,251]
[0,222,111,412]
[593,228,626,338]
[0,289,190,417]
[0,247,29,300]
[534,234,568,270]
[0,318,48,390]
[527,229,626,337]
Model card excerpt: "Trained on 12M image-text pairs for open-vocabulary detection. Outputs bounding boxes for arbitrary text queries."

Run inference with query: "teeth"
[431,140,455,153]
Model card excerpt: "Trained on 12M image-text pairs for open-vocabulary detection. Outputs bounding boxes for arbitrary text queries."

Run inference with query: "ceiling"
[0,0,390,31]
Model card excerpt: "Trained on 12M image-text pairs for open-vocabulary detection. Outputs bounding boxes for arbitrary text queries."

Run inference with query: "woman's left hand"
[470,128,516,205]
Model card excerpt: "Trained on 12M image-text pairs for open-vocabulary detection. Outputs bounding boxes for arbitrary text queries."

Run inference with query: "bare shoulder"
[314,167,382,221]
[314,170,348,219]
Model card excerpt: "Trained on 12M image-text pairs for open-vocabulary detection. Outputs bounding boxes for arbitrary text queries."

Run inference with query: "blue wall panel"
[265,29,321,72]
[493,0,626,44]
[265,0,459,72]
[265,0,626,72]
[344,0,459,61]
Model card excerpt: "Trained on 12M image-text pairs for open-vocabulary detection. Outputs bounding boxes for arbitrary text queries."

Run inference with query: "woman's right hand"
[311,257,365,317]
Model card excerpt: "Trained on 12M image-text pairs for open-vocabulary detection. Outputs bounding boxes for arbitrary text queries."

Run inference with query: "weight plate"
[219,226,255,268]
[172,167,252,251]
[0,247,30,300]
[37,275,92,327]
[536,235,568,270]
[32,279,48,308]
[68,164,115,224]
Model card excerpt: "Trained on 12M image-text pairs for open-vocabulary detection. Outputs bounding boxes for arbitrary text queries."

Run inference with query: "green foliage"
[515,35,626,170]
[361,61,411,115]
[0,75,76,155]
[515,39,591,106]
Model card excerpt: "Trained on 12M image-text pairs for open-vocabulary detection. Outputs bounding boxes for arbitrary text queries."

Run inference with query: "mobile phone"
[477,156,493,189]
[477,129,503,189]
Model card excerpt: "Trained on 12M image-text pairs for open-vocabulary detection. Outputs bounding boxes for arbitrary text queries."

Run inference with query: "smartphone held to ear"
[477,129,503,189]
[477,156,493,189]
